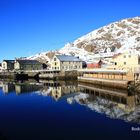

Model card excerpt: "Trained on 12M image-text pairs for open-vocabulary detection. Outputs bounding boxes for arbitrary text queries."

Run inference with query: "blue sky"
[0,0,140,61]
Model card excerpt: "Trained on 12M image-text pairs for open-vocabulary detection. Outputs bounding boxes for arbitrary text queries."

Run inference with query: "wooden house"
[2,60,15,71]
[14,60,43,71]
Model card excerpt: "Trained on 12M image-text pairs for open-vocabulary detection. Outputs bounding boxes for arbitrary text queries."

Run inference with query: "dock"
[0,71,28,80]
[78,69,135,89]
[78,77,129,89]
[0,68,137,90]
[0,69,78,80]
[38,70,77,80]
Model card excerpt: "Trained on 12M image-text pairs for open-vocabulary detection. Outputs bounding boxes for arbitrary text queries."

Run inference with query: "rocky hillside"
[29,16,140,63]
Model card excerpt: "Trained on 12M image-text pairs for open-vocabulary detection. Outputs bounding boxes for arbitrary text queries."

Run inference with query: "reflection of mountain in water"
[0,80,140,124]
[67,83,140,124]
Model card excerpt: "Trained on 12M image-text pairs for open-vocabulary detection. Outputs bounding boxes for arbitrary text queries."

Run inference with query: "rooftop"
[56,55,82,62]
[15,60,41,64]
[3,60,15,63]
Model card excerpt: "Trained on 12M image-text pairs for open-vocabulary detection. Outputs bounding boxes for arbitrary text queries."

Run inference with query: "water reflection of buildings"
[38,80,79,100]
[2,83,15,94]
[1,81,43,95]
[79,83,140,111]
[15,84,43,95]
[0,80,79,98]
[0,81,3,88]
[1,80,140,123]
[67,83,140,124]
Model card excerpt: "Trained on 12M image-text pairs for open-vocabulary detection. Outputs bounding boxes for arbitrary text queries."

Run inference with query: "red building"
[87,60,102,69]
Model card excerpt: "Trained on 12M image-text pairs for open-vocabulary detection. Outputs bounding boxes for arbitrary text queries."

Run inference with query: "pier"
[0,71,28,80]
[78,69,135,89]
[0,68,138,90]
[38,70,77,80]
[0,69,78,80]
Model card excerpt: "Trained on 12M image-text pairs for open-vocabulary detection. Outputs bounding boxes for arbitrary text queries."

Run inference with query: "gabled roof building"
[51,55,83,71]
[2,60,15,70]
[14,60,43,71]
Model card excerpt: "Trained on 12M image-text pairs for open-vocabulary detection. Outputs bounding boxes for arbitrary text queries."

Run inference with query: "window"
[124,55,126,58]
[115,62,117,65]
[3,63,6,69]
[124,62,126,65]
[138,58,140,64]
[54,58,56,61]
[128,55,131,58]
[55,62,57,65]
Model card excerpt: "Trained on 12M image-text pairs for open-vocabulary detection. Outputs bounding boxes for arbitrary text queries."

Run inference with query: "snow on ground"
[28,17,140,64]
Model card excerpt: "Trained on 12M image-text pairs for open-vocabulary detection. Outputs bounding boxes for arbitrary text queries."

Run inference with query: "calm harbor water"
[0,80,140,140]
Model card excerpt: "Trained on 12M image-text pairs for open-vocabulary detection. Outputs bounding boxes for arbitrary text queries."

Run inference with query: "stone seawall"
[0,72,28,80]
[78,77,130,89]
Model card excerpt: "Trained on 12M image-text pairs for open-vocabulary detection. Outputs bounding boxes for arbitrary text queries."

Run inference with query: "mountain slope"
[29,16,140,63]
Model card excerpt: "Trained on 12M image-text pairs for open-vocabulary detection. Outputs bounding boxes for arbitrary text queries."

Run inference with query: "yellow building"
[110,52,140,72]
[51,55,83,71]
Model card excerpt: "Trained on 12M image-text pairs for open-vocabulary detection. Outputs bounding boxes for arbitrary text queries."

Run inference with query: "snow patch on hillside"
[28,17,140,63]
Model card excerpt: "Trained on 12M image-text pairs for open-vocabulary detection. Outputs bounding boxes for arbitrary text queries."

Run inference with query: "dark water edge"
[0,80,140,140]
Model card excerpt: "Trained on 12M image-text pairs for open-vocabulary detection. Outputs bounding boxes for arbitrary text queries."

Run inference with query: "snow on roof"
[86,59,102,64]
[56,55,82,62]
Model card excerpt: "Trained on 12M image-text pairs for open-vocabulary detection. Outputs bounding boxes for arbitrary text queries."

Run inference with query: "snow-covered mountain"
[29,16,140,63]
